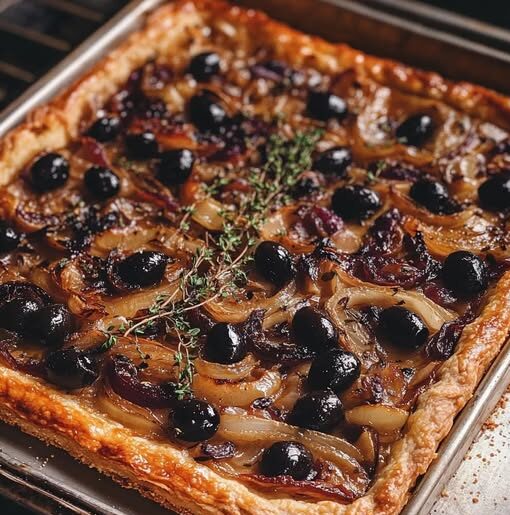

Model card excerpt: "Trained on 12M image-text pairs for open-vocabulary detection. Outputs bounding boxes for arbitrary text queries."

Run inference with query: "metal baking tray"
[1,0,510,513]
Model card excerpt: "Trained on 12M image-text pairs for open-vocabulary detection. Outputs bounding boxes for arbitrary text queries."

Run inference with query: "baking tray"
[1,0,510,513]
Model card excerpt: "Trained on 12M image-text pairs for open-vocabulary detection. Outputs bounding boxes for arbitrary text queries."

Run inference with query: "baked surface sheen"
[0,1,509,514]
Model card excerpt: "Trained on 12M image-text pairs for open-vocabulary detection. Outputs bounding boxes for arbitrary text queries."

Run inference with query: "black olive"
[0,221,20,253]
[307,91,348,121]
[0,281,50,309]
[0,298,40,335]
[116,251,168,288]
[189,51,221,82]
[442,250,488,296]
[313,147,352,177]
[308,348,361,393]
[87,116,121,142]
[157,149,195,186]
[254,241,296,288]
[292,173,320,198]
[125,132,159,159]
[84,166,120,199]
[291,306,338,351]
[288,390,343,432]
[171,399,220,441]
[28,304,74,346]
[331,185,381,221]
[478,171,510,212]
[378,306,429,349]
[409,178,458,214]
[45,348,98,390]
[188,91,227,132]
[30,153,70,192]
[396,114,435,146]
[259,441,313,480]
[203,323,246,364]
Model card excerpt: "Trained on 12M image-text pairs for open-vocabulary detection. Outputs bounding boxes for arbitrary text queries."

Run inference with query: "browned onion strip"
[194,353,259,380]
[193,370,282,407]
[237,473,359,503]
[96,383,164,435]
[205,282,298,323]
[326,276,454,334]
[217,414,366,478]
[345,404,409,434]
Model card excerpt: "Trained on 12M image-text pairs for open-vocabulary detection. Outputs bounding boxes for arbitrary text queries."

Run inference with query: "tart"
[0,1,510,514]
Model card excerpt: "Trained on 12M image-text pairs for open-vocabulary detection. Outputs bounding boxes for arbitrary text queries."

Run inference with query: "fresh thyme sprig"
[117,129,322,396]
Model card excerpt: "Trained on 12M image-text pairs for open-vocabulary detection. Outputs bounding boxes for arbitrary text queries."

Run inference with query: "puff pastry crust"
[0,2,509,514]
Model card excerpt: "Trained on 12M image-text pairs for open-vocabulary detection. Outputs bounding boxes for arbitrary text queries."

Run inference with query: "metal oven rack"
[0,0,128,111]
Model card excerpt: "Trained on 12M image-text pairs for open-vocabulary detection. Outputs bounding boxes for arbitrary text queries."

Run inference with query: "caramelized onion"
[193,369,282,407]
[345,404,409,433]
[192,198,225,231]
[106,355,178,409]
[218,414,366,472]
[205,282,298,323]
[97,383,163,435]
[327,276,454,333]
[238,474,358,503]
[195,353,258,380]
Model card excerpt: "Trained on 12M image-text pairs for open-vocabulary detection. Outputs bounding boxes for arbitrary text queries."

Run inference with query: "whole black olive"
[396,114,435,146]
[331,185,381,221]
[288,390,343,432]
[171,399,220,441]
[478,171,510,212]
[259,441,313,480]
[291,306,338,351]
[157,149,195,186]
[313,147,352,177]
[0,221,20,253]
[45,347,98,390]
[188,91,227,132]
[87,116,121,142]
[115,251,168,288]
[84,166,120,199]
[203,323,246,364]
[378,306,429,349]
[125,132,159,159]
[30,153,69,192]
[307,91,348,121]
[254,241,296,288]
[409,178,458,214]
[28,304,74,346]
[0,298,40,335]
[308,348,361,393]
[188,52,221,82]
[442,250,488,296]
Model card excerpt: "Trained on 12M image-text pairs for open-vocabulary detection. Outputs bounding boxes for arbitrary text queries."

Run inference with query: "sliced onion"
[192,198,225,231]
[193,370,281,408]
[195,353,258,381]
[96,383,163,435]
[344,287,454,331]
[345,404,409,433]
[205,282,297,323]
[354,428,379,470]
[217,414,366,473]
[405,215,510,259]
[106,355,178,409]
[327,273,454,333]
